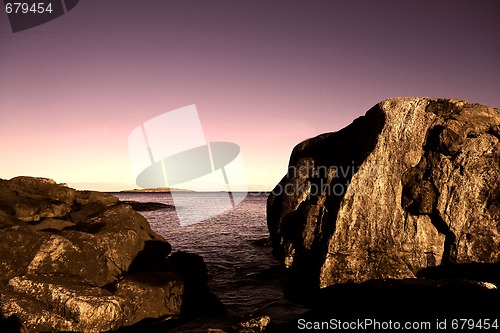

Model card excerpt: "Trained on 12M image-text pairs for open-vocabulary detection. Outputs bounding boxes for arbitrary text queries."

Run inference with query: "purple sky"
[1,0,499,191]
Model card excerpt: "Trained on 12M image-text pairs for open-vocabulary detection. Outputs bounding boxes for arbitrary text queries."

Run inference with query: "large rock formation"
[267,98,500,298]
[0,177,223,332]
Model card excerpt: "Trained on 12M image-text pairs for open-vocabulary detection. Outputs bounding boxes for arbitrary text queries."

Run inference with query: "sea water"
[112,192,306,320]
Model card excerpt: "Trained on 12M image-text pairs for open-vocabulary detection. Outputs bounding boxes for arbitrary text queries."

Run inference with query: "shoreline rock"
[0,176,224,332]
[267,97,500,301]
[120,200,175,212]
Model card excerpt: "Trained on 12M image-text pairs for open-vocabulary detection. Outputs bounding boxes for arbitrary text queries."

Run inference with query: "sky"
[0,0,499,191]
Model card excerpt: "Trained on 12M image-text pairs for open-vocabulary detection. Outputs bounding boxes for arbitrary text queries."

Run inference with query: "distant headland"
[117,188,193,193]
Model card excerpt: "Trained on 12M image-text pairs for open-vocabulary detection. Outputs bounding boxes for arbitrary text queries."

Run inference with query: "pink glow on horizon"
[1,1,499,191]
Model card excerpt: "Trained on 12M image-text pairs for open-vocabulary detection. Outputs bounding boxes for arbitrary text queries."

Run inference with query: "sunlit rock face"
[0,177,223,332]
[267,97,500,297]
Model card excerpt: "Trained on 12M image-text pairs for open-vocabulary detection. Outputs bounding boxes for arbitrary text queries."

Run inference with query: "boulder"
[163,251,225,316]
[0,226,46,284]
[0,177,76,222]
[267,98,500,297]
[0,177,223,332]
[5,275,126,332]
[113,272,184,326]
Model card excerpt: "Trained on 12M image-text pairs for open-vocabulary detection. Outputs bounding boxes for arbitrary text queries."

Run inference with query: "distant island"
[116,188,193,193]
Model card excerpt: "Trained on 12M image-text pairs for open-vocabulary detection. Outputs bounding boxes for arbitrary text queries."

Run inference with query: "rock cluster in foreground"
[0,177,223,332]
[267,97,500,302]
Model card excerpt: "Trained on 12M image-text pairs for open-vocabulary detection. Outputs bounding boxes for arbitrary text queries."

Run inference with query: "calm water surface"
[112,192,306,320]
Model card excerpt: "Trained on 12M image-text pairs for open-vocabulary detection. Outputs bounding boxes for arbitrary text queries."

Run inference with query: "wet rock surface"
[0,177,223,332]
[267,98,500,302]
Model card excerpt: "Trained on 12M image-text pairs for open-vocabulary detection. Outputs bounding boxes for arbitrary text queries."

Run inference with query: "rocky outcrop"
[0,177,223,332]
[121,200,174,212]
[267,98,500,298]
[273,278,500,332]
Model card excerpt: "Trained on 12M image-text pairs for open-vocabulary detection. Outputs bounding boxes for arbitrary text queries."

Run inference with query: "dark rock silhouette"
[267,98,500,301]
[120,200,174,212]
[273,278,500,332]
[0,177,223,332]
